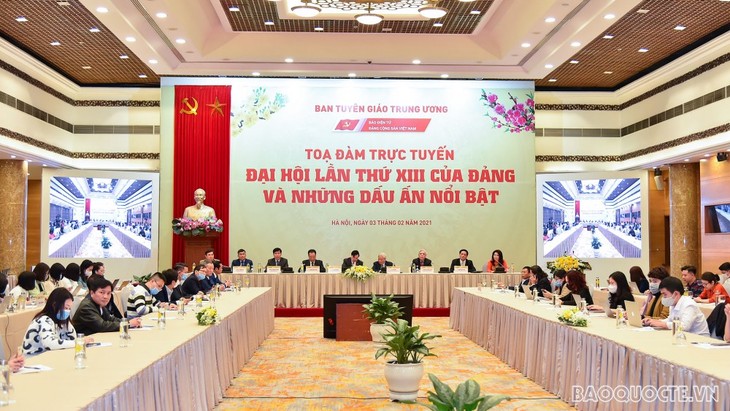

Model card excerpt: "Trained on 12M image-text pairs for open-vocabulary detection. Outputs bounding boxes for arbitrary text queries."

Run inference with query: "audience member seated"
[484,249,509,273]
[528,265,551,297]
[695,272,729,304]
[88,274,123,318]
[552,269,569,297]
[32,262,53,295]
[642,276,710,336]
[127,272,166,319]
[411,249,432,272]
[725,303,730,343]
[449,249,477,273]
[642,266,670,319]
[92,262,106,276]
[22,288,93,355]
[372,252,394,273]
[629,266,649,294]
[558,270,594,306]
[78,259,94,289]
[48,262,69,290]
[588,271,634,313]
[209,260,230,290]
[63,262,81,292]
[155,269,183,305]
[342,250,364,272]
[231,248,253,271]
[300,249,326,273]
[719,262,730,294]
[507,266,531,293]
[266,247,289,271]
[9,271,36,300]
[181,265,208,297]
[0,273,8,301]
[681,265,703,297]
[72,277,141,335]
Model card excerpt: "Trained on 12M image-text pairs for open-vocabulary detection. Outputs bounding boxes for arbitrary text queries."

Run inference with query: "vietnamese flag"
[334,119,361,131]
[172,85,231,266]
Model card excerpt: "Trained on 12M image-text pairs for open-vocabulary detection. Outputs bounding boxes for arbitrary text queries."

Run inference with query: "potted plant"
[422,373,510,410]
[101,236,112,258]
[362,294,404,342]
[591,236,601,257]
[375,318,441,401]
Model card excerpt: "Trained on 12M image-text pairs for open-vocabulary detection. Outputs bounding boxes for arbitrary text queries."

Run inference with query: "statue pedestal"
[181,232,220,269]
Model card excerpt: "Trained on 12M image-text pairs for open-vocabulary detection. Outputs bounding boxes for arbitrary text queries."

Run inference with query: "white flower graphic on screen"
[231,87,287,137]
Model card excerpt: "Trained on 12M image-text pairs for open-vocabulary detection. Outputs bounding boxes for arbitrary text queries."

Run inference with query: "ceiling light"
[50,41,61,46]
[548,78,557,82]
[82,66,91,69]
[458,0,476,2]
[252,72,261,76]
[355,4,384,25]
[604,13,615,20]
[700,159,708,162]
[412,59,421,65]
[544,64,554,69]
[684,159,690,162]
[419,2,449,19]
[89,27,100,33]
[176,38,186,44]
[545,17,556,23]
[10,155,16,159]
[604,71,613,74]
[433,23,443,27]
[638,48,649,52]
[469,10,480,15]
[156,12,167,18]
[440,74,449,78]
[229,6,240,12]
[603,34,615,39]
[704,153,711,157]
[674,25,686,30]
[291,2,321,18]
[521,42,531,48]
[348,73,357,77]
[138,74,148,78]
[15,16,28,22]
[314,27,324,31]
[570,41,581,47]
[26,160,32,163]
[284,58,294,63]
[382,28,392,32]
[569,60,579,64]
[96,6,108,13]
[43,164,48,167]
[637,9,649,14]
[125,36,136,42]
[264,21,275,26]
[148,59,158,64]
[120,54,129,59]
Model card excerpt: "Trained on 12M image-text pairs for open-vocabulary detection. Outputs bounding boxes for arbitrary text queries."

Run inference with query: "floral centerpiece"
[343,265,377,282]
[172,217,223,236]
[101,236,112,249]
[557,307,588,327]
[546,254,592,274]
[196,307,218,326]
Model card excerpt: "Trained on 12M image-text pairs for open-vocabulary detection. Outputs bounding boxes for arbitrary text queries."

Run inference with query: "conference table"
[6,287,274,410]
[450,288,729,411]
[594,288,717,318]
[220,272,522,309]
[1,306,43,360]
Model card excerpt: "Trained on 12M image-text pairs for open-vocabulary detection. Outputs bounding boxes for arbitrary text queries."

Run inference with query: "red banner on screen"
[333,118,430,132]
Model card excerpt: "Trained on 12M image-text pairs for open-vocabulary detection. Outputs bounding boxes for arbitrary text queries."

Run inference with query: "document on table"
[131,325,155,331]
[691,342,730,349]
[17,365,52,374]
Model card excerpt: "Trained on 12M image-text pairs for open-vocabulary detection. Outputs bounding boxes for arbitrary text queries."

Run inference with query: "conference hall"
[0,0,729,410]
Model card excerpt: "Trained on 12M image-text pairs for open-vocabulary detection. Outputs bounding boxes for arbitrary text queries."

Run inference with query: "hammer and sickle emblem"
[179,97,198,115]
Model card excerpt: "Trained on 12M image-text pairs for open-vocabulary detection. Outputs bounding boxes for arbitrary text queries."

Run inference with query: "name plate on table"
[305,266,320,273]
[328,267,341,274]
[386,266,401,274]
[419,266,434,274]
[232,266,249,274]
[267,266,282,274]
[453,266,469,274]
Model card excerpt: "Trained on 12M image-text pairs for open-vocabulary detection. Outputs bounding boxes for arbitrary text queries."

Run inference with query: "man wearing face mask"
[642,276,709,336]
[181,265,208,297]
[126,272,166,319]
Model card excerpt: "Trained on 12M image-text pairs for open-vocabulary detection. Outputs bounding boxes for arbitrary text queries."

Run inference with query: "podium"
[181,232,219,269]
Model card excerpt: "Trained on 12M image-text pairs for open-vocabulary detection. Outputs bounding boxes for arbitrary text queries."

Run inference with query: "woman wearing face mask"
[77,259,94,291]
[587,271,634,312]
[642,266,670,319]
[21,288,93,355]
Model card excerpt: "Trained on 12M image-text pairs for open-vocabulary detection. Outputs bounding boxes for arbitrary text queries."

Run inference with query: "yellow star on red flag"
[207,97,226,116]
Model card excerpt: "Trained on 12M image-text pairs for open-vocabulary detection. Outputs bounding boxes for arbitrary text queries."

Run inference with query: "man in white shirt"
[642,276,709,336]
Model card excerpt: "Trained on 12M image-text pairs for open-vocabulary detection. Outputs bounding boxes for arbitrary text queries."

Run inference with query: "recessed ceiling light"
[314,27,324,31]
[704,154,711,157]
[412,59,421,64]
[148,59,158,64]
[604,71,613,74]
[382,27,392,32]
[138,74,148,78]
[229,6,240,12]
[120,54,129,59]
[440,74,449,78]
[264,21,275,26]
[684,159,690,162]
[569,60,579,64]
[96,6,108,13]
[603,34,615,39]
[42,164,48,167]
[175,38,186,44]
[548,78,557,82]
[125,36,136,42]
[544,64,554,69]
[284,58,294,63]
[636,9,649,14]
[433,23,443,27]
[10,155,16,159]
[89,27,100,33]
[700,158,708,162]
[15,16,28,22]
[252,72,261,77]
[156,12,167,18]
[570,41,581,47]
[458,0,476,2]
[50,41,61,46]
[470,10,481,15]
[348,73,357,77]
[56,1,70,5]
[26,160,32,163]
[604,13,615,20]
[521,42,531,48]
[638,48,649,52]
[82,65,92,69]
[545,17,556,23]
[674,25,686,31]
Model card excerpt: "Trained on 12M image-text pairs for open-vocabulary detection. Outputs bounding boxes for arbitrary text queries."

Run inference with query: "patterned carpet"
[216,317,575,411]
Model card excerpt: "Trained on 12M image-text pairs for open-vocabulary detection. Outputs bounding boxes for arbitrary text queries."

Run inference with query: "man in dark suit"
[266,247,289,272]
[230,248,253,270]
[72,277,140,335]
[342,250,364,272]
[411,249,433,272]
[509,266,532,293]
[449,249,477,273]
[155,268,184,305]
[300,249,326,273]
[372,252,394,273]
[181,266,209,297]
[209,260,229,290]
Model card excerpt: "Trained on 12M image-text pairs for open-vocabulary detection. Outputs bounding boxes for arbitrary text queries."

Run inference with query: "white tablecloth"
[8,287,274,411]
[450,288,730,411]
[222,273,522,308]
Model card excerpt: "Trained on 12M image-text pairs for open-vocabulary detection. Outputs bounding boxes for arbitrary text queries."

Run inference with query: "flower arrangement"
[480,90,535,133]
[343,265,377,282]
[101,236,112,249]
[591,236,602,249]
[172,217,223,236]
[196,307,218,326]
[557,307,588,327]
[546,255,592,273]
[231,87,287,138]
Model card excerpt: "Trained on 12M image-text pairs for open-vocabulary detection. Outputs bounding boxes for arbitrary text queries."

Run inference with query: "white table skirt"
[222,273,522,308]
[450,288,730,411]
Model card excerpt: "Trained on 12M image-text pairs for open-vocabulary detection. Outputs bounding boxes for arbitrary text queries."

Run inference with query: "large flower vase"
[383,361,424,401]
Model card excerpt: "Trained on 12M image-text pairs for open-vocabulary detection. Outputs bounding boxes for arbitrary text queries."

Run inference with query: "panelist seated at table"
[88,274,124,319]
[342,250,364,272]
[694,272,729,304]
[586,271,635,314]
[642,276,710,336]
[556,270,593,306]
[411,249,432,271]
[528,265,551,297]
[22,288,94,356]
[181,266,211,297]
[266,247,289,271]
[126,272,167,319]
[210,260,230,290]
[372,252,395,273]
[155,269,184,305]
[300,249,326,273]
[504,266,531,292]
[484,249,509,273]
[8,271,37,300]
[450,249,477,273]
[231,248,254,270]
[642,266,670,319]
[72,277,141,335]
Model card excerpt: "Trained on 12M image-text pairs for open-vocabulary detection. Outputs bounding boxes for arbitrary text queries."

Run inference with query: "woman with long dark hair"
[559,270,593,305]
[629,266,649,294]
[588,271,634,312]
[485,249,509,272]
[21,288,92,355]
